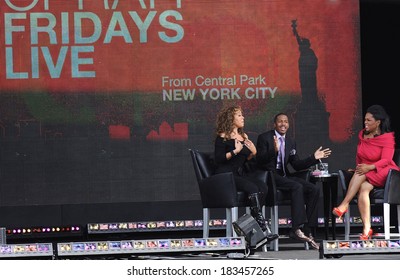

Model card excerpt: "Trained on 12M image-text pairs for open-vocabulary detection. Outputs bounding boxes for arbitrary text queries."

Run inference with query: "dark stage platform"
[2,222,400,260]
[124,238,400,261]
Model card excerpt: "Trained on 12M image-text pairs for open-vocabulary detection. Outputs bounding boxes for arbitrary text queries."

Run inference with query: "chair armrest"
[199,172,239,208]
[338,169,354,193]
[384,169,400,204]
[247,169,268,183]
[245,158,269,183]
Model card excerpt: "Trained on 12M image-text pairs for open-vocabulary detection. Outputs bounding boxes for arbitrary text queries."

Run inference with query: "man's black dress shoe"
[307,233,320,250]
[308,238,320,250]
[289,229,320,250]
[289,228,310,242]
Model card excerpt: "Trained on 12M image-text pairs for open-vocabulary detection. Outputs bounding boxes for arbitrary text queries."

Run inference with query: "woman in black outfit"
[214,105,278,242]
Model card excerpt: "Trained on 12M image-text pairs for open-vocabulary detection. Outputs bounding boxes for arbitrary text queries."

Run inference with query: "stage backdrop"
[0,0,361,227]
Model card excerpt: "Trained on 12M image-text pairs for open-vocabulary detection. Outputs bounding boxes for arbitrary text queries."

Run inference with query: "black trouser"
[273,173,320,229]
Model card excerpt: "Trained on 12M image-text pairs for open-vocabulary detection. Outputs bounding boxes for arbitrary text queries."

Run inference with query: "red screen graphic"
[0,0,361,208]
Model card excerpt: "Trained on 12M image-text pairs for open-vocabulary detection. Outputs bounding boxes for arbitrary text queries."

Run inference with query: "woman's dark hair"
[366,104,392,133]
[215,105,246,140]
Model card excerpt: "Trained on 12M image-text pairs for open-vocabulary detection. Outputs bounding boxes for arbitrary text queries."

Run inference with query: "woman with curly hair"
[214,105,278,242]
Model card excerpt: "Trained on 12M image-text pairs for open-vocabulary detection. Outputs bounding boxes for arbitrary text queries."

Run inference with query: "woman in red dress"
[332,105,400,239]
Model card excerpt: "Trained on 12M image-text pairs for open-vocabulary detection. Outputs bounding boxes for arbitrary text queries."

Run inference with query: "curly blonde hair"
[215,105,246,140]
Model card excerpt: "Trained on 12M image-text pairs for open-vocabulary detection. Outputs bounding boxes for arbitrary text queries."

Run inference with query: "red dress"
[356,129,400,187]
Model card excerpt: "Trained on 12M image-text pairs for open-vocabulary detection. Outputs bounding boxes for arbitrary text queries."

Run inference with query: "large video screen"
[0,0,361,207]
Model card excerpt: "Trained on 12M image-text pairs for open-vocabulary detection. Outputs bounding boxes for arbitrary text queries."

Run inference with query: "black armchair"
[189,148,250,238]
[338,149,400,240]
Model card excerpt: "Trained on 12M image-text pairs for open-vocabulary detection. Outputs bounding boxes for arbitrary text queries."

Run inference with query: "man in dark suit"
[256,113,331,250]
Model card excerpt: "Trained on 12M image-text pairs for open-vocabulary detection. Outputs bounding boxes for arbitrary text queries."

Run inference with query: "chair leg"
[261,206,268,252]
[384,203,390,240]
[344,209,351,240]
[233,207,239,237]
[203,208,210,238]
[397,205,400,238]
[226,208,232,237]
[270,205,279,251]
[227,207,239,237]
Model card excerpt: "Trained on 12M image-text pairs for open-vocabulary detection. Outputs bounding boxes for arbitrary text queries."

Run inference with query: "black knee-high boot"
[248,193,279,242]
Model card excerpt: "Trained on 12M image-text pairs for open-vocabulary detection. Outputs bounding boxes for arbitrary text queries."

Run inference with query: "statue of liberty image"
[290,19,331,157]
[291,19,318,105]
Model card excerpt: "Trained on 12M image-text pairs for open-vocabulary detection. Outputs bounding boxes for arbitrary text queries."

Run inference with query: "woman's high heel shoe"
[332,207,348,218]
[359,228,373,240]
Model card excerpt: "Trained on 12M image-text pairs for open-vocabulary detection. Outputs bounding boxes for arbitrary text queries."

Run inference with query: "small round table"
[310,173,339,240]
